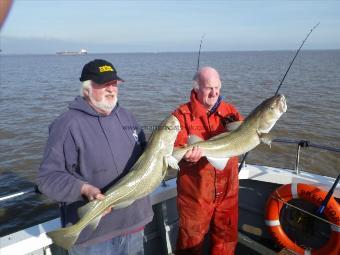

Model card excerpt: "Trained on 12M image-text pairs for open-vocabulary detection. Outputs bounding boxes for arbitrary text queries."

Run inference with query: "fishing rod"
[316,173,340,215]
[275,22,320,96]
[196,33,205,72]
[239,23,320,173]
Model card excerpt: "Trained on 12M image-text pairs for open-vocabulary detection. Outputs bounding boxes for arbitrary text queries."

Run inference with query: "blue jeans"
[68,230,144,255]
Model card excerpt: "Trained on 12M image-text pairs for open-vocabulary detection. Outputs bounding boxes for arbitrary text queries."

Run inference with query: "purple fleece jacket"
[37,96,153,246]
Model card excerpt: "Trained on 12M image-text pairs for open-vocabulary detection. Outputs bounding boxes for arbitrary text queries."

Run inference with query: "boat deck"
[0,164,339,255]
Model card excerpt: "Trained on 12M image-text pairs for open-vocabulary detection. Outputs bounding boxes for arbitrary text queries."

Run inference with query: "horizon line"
[1,48,340,56]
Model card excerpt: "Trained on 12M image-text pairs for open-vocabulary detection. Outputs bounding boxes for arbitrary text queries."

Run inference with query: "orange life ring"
[265,183,340,255]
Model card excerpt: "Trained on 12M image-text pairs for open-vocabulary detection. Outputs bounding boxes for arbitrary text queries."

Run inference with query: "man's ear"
[83,87,90,98]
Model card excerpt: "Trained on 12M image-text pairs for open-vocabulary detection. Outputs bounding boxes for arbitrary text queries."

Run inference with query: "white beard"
[89,91,117,114]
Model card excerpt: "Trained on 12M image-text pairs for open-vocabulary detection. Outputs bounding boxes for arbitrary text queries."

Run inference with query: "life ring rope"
[270,185,339,228]
[265,183,340,255]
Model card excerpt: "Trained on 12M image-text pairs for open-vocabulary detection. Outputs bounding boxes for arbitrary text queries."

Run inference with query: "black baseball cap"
[79,59,124,84]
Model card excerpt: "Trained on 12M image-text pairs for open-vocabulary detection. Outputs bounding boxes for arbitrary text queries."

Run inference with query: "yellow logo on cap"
[99,65,114,72]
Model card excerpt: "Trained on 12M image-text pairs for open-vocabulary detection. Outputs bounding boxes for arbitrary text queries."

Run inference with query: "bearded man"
[38,59,153,255]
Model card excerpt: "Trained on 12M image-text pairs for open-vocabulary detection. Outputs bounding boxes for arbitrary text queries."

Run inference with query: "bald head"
[194,67,221,87]
[193,66,221,110]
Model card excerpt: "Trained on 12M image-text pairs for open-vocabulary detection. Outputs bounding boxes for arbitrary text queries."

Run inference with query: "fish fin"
[187,135,204,145]
[47,226,80,250]
[226,121,243,131]
[259,133,273,147]
[114,199,135,209]
[88,215,102,231]
[167,155,180,170]
[207,156,230,170]
[77,200,99,219]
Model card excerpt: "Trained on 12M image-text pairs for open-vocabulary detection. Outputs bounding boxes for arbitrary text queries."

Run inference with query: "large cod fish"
[171,94,287,170]
[47,115,181,249]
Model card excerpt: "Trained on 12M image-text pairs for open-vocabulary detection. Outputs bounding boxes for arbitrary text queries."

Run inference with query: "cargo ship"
[56,48,87,55]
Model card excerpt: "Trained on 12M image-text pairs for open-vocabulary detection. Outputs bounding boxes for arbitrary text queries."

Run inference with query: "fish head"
[159,115,181,141]
[250,94,287,134]
[149,115,181,154]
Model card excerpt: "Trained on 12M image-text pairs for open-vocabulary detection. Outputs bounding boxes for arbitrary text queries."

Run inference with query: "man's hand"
[80,183,112,216]
[183,146,203,163]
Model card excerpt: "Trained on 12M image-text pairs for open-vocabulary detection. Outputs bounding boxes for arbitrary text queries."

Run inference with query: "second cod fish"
[47,115,181,249]
[171,94,287,170]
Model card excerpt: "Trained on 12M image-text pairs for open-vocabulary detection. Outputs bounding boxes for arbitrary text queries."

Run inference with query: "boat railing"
[272,138,340,175]
[239,138,340,175]
[0,185,39,202]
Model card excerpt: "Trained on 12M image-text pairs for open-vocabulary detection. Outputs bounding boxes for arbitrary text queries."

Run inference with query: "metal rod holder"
[294,140,310,175]
[295,144,301,174]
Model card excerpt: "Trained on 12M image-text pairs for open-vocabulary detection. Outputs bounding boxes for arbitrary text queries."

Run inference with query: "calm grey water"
[0,51,339,236]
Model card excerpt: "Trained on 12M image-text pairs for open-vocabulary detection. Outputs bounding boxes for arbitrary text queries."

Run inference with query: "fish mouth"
[276,94,287,113]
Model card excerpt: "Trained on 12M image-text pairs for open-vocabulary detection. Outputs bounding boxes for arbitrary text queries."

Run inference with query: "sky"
[1,1,340,54]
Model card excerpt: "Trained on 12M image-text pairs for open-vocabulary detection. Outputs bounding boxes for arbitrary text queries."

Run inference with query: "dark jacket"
[38,96,153,246]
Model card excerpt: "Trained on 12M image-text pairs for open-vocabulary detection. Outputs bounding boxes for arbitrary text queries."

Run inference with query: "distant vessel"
[56,48,87,55]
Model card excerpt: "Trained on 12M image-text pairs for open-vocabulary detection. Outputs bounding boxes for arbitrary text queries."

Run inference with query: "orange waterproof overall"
[173,90,243,255]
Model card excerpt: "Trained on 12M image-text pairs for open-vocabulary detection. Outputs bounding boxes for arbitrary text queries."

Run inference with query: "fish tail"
[47,225,80,250]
